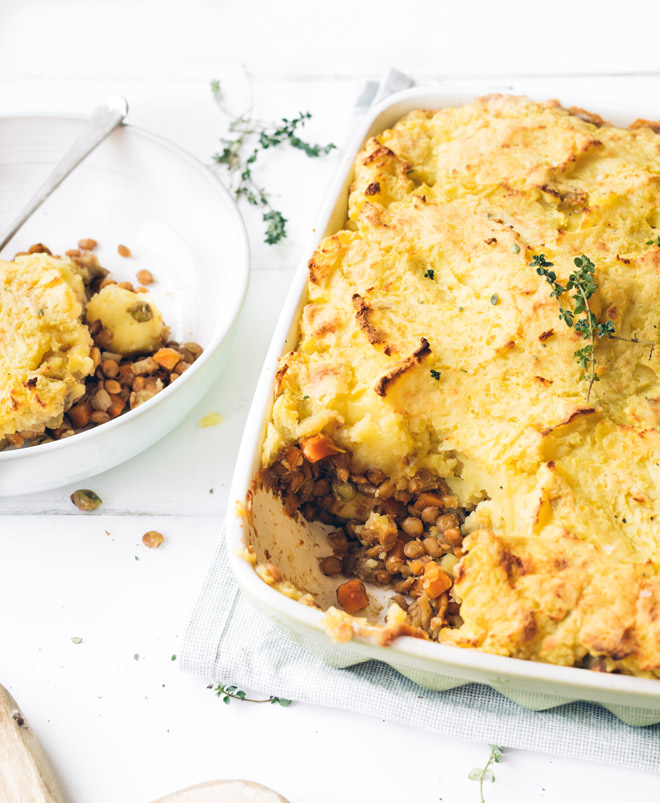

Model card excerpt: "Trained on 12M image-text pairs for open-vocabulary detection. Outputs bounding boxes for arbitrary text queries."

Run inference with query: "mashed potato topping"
[0,253,94,440]
[263,95,660,676]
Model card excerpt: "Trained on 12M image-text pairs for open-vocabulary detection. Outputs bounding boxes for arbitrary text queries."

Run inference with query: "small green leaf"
[490,294,499,305]
[171,654,177,661]
[511,243,520,254]
[430,369,441,380]
[71,636,83,644]
[468,768,483,781]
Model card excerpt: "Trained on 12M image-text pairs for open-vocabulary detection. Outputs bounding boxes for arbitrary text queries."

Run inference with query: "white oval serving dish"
[0,115,249,495]
[226,86,660,725]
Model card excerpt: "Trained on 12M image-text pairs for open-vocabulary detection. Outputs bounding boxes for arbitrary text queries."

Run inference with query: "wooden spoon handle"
[0,685,66,803]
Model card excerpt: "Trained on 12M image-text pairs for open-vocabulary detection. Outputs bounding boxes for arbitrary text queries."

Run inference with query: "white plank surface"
[2,1,660,801]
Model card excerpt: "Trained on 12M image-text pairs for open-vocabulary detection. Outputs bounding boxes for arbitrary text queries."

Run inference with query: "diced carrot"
[67,400,92,429]
[421,562,452,599]
[153,347,182,372]
[414,492,446,509]
[107,394,126,419]
[299,434,345,463]
[284,445,303,468]
[336,578,369,613]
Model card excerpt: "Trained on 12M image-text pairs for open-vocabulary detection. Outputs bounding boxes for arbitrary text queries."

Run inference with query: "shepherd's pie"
[261,95,660,678]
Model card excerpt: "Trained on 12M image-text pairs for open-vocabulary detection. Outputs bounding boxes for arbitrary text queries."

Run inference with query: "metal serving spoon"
[0,96,128,252]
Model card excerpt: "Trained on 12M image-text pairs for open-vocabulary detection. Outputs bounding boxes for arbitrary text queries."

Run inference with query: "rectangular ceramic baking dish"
[226,86,660,726]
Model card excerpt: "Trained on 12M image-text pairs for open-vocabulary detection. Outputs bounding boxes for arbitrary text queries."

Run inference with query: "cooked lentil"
[264,437,472,639]
[0,241,204,450]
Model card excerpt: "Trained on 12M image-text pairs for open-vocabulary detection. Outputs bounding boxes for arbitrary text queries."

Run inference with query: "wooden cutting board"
[0,684,65,803]
[0,685,289,803]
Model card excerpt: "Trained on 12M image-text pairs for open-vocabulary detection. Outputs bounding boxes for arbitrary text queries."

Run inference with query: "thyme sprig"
[468,745,503,802]
[530,253,654,401]
[210,80,336,244]
[210,683,292,707]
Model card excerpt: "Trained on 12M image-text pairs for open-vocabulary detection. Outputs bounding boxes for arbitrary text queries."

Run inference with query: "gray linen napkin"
[180,72,660,772]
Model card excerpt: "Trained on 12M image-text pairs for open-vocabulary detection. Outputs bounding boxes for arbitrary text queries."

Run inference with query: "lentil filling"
[2,242,203,449]
[263,435,475,640]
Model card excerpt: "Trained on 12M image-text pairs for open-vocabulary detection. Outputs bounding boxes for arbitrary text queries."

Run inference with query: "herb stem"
[210,683,292,707]
[607,334,655,361]
[576,282,597,402]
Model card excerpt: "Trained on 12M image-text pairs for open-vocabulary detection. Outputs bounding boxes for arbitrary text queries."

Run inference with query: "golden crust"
[0,253,94,439]
[263,94,660,677]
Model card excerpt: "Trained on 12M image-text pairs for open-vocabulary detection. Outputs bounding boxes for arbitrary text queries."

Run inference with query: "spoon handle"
[0,96,129,252]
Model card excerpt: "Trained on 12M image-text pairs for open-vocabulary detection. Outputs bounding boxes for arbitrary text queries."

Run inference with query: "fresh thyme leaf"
[647,236,660,247]
[530,253,654,401]
[430,369,441,380]
[424,268,435,279]
[37,308,44,317]
[302,395,309,399]
[490,294,499,305]
[469,745,504,802]
[211,683,292,707]
[263,209,287,245]
[512,243,520,254]
[71,636,83,644]
[210,88,336,244]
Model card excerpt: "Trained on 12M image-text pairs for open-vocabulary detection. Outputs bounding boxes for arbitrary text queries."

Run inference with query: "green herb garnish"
[647,236,660,247]
[430,369,441,380]
[512,243,520,254]
[469,745,503,802]
[37,308,44,317]
[210,82,335,245]
[211,683,292,707]
[531,253,654,401]
[424,268,435,280]
[490,294,499,305]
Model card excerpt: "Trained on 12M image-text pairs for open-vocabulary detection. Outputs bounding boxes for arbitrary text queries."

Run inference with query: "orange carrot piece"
[67,400,92,429]
[421,562,452,599]
[336,578,369,613]
[415,492,446,509]
[153,348,181,372]
[107,394,126,419]
[299,434,344,463]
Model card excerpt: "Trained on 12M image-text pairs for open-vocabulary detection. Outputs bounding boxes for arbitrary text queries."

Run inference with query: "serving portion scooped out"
[0,242,202,449]
[248,95,660,679]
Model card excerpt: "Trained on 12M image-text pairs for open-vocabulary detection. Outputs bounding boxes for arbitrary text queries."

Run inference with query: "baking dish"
[226,86,660,726]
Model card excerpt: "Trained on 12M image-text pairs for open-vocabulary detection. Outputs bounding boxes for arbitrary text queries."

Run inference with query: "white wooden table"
[1,2,660,800]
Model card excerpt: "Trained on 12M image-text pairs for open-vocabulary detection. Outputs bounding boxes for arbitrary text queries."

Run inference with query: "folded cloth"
[181,528,660,772]
[180,71,660,773]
